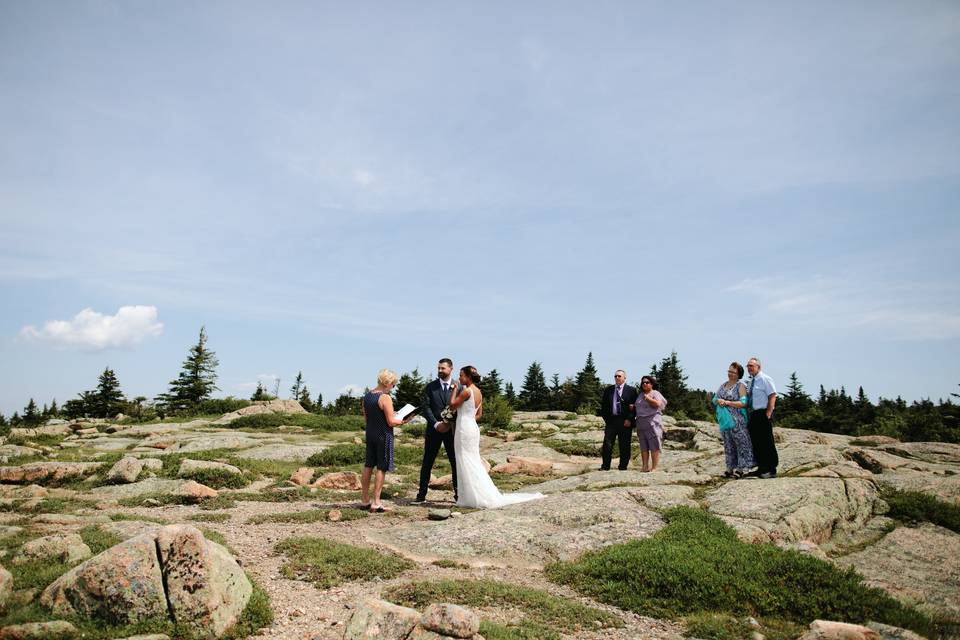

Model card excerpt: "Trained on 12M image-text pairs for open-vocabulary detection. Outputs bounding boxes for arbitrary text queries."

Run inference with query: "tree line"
[2,328,957,444]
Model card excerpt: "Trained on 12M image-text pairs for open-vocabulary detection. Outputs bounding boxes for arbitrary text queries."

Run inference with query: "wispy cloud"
[728,277,960,341]
[18,305,163,350]
[338,384,365,397]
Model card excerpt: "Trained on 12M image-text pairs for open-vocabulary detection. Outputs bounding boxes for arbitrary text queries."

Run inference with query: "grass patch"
[546,506,936,637]
[228,413,364,432]
[179,468,250,489]
[247,509,367,524]
[117,492,237,510]
[306,443,424,467]
[78,525,123,554]
[187,513,231,523]
[109,512,169,524]
[431,559,469,569]
[0,496,98,514]
[403,422,426,438]
[882,487,960,534]
[541,439,601,457]
[385,579,622,634]
[275,536,414,589]
[478,620,560,640]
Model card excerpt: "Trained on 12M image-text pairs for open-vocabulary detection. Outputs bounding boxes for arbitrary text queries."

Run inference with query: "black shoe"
[759,471,777,479]
[599,467,610,471]
[412,495,426,503]
[723,470,735,478]
[618,467,629,471]
[744,469,763,478]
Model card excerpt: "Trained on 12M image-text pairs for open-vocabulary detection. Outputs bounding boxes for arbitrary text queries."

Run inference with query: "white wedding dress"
[454,389,545,509]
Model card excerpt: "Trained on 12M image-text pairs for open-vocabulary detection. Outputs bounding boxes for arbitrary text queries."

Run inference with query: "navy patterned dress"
[716,382,755,473]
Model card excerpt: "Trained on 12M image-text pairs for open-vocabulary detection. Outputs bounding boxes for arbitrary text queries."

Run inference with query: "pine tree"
[0,413,7,428]
[573,352,603,414]
[94,367,125,418]
[550,373,561,395]
[250,381,270,401]
[311,390,324,413]
[479,369,503,398]
[518,362,551,410]
[650,351,689,415]
[394,368,426,409]
[298,386,315,412]
[504,382,517,407]
[854,386,875,427]
[818,385,828,406]
[780,372,813,420]
[290,371,305,400]
[10,411,21,426]
[23,399,41,426]
[48,398,59,417]
[156,327,220,414]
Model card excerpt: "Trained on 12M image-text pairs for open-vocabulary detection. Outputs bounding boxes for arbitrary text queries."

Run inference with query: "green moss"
[541,439,602,457]
[306,443,424,467]
[228,413,364,431]
[247,509,367,524]
[275,536,414,589]
[547,506,936,637]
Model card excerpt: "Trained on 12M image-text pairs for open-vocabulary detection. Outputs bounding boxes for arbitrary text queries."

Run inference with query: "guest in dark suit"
[597,369,639,470]
[415,358,458,502]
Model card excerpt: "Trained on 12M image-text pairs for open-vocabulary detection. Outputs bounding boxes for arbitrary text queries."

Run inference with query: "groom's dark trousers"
[417,378,458,500]
[598,384,639,470]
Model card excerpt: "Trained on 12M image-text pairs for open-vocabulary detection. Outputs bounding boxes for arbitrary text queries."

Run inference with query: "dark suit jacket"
[598,384,639,426]
[422,378,454,431]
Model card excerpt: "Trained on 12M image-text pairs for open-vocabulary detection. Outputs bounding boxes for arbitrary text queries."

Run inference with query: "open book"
[394,404,420,421]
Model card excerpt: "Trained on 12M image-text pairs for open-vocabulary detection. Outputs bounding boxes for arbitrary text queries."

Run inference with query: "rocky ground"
[1,402,958,639]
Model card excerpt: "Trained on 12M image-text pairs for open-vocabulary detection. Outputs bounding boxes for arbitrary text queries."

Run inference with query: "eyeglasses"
[641,380,652,385]
[614,375,624,378]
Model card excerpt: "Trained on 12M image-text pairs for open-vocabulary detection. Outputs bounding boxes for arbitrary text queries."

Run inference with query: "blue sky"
[1,1,959,415]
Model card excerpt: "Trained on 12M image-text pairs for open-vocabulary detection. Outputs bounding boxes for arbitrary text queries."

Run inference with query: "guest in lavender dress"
[713,361,755,478]
[635,376,667,472]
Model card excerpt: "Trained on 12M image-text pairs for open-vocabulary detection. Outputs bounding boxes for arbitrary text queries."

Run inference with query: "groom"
[415,357,458,502]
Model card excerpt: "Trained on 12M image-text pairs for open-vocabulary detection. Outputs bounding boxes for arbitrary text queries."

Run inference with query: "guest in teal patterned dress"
[713,362,755,478]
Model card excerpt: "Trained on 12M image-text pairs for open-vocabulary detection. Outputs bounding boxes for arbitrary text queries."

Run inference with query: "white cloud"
[351,169,376,187]
[19,305,163,350]
[338,384,365,397]
[235,373,280,395]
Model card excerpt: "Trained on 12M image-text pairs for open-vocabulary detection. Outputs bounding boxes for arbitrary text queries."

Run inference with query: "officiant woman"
[361,368,411,513]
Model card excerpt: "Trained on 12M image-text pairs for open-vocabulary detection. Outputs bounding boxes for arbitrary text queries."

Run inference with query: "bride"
[447,365,545,509]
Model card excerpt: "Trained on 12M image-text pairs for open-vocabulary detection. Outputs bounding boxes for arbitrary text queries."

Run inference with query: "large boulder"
[0,462,102,484]
[343,597,420,639]
[106,457,145,484]
[314,471,361,490]
[0,621,77,639]
[178,460,242,478]
[419,603,480,638]
[40,525,251,638]
[176,480,219,503]
[797,620,881,640]
[0,565,11,613]
[157,525,252,638]
[40,533,168,623]
[13,534,92,565]
[212,399,307,425]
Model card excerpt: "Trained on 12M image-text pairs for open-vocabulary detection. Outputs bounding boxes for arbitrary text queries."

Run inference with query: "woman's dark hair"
[460,365,482,384]
[640,375,658,390]
[730,361,744,380]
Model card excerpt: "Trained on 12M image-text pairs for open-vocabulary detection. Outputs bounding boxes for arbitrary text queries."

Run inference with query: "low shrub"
[404,422,426,438]
[275,536,414,588]
[546,506,935,637]
[307,443,423,467]
[247,509,367,524]
[883,487,960,534]
[479,395,514,430]
[542,439,602,457]
[180,468,250,490]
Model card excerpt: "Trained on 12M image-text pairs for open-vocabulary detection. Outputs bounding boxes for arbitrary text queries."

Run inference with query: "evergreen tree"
[297,386,314,412]
[394,368,426,409]
[854,386,875,427]
[23,399,41,426]
[10,411,21,426]
[0,413,7,431]
[818,385,828,406]
[518,362,550,410]
[0,413,6,426]
[290,371,305,400]
[311,390,324,413]
[478,369,503,398]
[550,373,561,395]
[649,351,689,416]
[329,392,362,416]
[94,367,125,418]
[779,372,813,420]
[504,382,517,407]
[156,327,220,414]
[573,352,603,414]
[250,381,271,401]
[48,398,59,417]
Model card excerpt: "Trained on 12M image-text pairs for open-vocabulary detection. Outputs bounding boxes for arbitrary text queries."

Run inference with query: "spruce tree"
[0,413,6,428]
[394,368,426,409]
[10,411,21,426]
[780,372,813,420]
[649,351,689,415]
[95,367,125,418]
[251,381,270,401]
[518,361,551,410]
[298,386,315,412]
[573,352,603,413]
[156,327,220,414]
[48,398,59,417]
[504,382,517,407]
[478,369,503,398]
[290,371,305,400]
[23,399,41,426]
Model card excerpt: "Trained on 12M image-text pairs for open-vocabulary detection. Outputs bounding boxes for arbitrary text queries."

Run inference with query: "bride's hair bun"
[461,365,482,384]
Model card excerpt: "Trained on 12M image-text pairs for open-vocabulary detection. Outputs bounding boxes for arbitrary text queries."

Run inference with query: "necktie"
[748,377,756,410]
[614,387,621,414]
[442,383,448,401]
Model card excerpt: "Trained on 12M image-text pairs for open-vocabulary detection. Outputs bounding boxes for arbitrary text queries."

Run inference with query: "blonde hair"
[377,368,398,387]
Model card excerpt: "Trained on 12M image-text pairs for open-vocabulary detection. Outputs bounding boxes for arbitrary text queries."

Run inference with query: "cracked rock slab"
[705,477,878,544]
[367,488,664,568]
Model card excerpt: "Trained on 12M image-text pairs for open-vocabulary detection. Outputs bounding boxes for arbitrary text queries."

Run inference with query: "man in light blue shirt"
[745,357,779,478]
